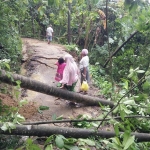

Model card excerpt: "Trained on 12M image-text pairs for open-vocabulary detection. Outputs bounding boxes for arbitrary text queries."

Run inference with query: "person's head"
[58,57,65,64]
[81,49,88,56]
[64,54,74,63]
[49,24,52,27]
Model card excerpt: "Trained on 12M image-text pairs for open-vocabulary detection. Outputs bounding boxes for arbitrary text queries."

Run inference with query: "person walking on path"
[46,24,53,44]
[55,57,66,87]
[59,54,79,92]
[79,49,90,84]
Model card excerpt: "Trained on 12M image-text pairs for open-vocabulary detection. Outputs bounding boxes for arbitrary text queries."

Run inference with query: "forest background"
[1,0,150,149]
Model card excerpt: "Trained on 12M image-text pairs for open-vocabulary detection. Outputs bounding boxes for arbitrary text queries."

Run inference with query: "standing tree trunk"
[84,20,91,49]
[67,1,71,44]
[31,11,35,38]
[0,69,114,107]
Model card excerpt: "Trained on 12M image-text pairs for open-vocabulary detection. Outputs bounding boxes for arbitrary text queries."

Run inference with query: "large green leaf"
[45,135,54,146]
[45,145,53,150]
[142,81,150,92]
[78,138,95,146]
[29,144,41,150]
[123,135,135,150]
[120,109,125,121]
[64,145,79,150]
[114,123,119,136]
[111,137,122,147]
[55,135,64,148]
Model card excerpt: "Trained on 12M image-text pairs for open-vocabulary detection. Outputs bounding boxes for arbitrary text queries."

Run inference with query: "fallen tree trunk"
[0,70,114,107]
[0,124,150,142]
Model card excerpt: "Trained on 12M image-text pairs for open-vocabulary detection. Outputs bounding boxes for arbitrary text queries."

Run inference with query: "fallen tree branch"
[0,124,150,142]
[22,115,150,125]
[97,75,146,129]
[0,69,114,107]
[103,31,138,68]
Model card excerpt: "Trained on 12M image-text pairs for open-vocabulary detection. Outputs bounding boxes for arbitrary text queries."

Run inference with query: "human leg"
[64,81,77,92]
[47,36,50,44]
[48,36,52,44]
[64,81,79,106]
[80,69,84,85]
[81,67,90,83]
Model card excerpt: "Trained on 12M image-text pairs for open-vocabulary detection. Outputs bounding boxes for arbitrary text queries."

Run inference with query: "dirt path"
[21,38,101,122]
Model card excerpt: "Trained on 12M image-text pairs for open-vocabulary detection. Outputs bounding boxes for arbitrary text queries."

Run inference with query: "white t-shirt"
[46,27,53,36]
[79,56,89,69]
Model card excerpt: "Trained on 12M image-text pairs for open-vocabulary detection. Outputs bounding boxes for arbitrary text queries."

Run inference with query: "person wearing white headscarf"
[59,54,79,91]
[79,49,90,84]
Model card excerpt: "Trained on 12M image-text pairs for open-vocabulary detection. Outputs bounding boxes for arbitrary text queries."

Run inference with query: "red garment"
[55,62,66,81]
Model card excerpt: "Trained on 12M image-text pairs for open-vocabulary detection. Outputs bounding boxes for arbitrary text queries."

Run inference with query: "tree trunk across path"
[0,69,114,107]
[0,124,150,142]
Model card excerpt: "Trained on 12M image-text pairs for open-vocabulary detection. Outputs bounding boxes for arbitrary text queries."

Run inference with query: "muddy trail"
[20,38,102,123]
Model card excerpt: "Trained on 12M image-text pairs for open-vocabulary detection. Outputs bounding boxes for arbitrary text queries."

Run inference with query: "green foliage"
[17,138,41,150]
[38,105,49,113]
[72,114,98,128]
[90,65,112,97]
[0,98,26,149]
[109,131,135,150]
[44,134,96,150]
[90,44,109,65]
[0,0,25,72]
[0,135,22,150]
[64,44,79,53]
[39,105,49,110]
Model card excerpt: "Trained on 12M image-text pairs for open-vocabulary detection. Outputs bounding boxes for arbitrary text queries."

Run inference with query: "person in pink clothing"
[59,54,79,92]
[55,57,66,86]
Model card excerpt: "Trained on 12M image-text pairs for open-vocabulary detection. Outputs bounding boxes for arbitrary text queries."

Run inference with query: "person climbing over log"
[59,54,79,92]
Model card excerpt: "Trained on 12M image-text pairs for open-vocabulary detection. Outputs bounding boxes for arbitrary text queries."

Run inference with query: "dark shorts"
[47,36,52,41]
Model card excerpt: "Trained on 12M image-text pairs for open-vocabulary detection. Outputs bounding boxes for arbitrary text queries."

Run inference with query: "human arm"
[55,62,59,66]
[59,68,68,88]
[46,29,48,37]
[52,28,54,37]
[82,67,87,80]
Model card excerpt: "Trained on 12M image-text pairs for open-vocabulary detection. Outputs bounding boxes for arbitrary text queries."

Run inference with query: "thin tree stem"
[22,115,150,125]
